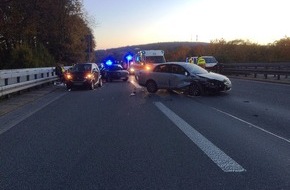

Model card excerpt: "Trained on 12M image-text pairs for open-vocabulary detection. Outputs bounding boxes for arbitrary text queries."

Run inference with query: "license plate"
[73,82,83,86]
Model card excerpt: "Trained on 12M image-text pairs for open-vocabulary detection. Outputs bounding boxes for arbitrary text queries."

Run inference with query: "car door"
[169,64,190,89]
[152,64,172,88]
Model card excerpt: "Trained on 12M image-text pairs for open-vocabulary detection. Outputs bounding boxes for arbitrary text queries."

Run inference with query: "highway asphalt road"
[0,77,290,189]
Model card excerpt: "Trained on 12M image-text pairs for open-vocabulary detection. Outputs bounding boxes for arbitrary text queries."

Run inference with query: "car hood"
[196,72,228,81]
[107,70,129,74]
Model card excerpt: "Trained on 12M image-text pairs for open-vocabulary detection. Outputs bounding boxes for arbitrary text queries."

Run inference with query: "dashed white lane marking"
[212,107,290,144]
[154,102,246,172]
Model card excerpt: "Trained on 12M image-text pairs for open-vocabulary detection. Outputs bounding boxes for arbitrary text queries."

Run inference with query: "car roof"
[151,62,194,69]
[77,63,96,65]
[161,62,190,66]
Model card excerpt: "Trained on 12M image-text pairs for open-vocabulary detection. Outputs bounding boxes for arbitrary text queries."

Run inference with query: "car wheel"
[188,82,202,96]
[98,78,103,87]
[146,80,158,93]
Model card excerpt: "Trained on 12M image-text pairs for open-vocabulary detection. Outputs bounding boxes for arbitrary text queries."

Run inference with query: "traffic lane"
[1,80,289,189]
[0,81,247,189]
[154,93,290,189]
[62,88,225,189]
[58,83,251,190]
[229,78,290,109]
[0,81,215,189]
[195,78,290,141]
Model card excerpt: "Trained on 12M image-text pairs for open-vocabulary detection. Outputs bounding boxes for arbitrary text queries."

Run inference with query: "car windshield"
[72,64,91,72]
[184,64,209,74]
[145,56,166,63]
[203,57,217,63]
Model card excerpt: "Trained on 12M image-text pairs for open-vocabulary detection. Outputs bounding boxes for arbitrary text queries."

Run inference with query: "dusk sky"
[83,0,290,50]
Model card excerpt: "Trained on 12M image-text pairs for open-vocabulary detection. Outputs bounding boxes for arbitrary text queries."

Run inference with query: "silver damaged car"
[135,62,231,96]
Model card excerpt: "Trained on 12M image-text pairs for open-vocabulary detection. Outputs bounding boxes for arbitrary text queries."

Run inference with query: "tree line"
[165,37,290,64]
[96,37,290,65]
[0,0,95,69]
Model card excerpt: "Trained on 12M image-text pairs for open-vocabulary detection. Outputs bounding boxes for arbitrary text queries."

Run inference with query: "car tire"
[146,80,158,93]
[188,82,203,96]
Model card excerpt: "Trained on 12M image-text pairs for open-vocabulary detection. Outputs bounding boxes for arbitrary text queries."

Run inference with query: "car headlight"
[66,73,72,80]
[130,68,135,72]
[145,65,151,71]
[85,73,94,79]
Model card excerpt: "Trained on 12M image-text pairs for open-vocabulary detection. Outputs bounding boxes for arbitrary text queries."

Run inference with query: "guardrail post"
[254,66,257,78]
[277,66,281,80]
[264,66,268,79]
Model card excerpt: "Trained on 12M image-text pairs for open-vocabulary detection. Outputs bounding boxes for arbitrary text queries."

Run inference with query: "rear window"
[72,64,91,72]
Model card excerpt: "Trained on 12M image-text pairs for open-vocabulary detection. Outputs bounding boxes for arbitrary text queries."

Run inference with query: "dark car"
[65,63,102,90]
[102,64,129,82]
[136,62,231,96]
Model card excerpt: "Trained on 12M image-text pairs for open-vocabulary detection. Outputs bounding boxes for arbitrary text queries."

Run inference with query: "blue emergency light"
[105,60,113,66]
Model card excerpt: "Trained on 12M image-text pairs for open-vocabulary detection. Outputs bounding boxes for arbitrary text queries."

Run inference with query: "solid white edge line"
[154,102,246,173]
[212,107,290,144]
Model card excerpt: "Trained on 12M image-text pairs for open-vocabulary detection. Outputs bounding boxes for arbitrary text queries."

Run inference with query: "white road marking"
[129,78,142,89]
[154,102,246,172]
[212,107,290,144]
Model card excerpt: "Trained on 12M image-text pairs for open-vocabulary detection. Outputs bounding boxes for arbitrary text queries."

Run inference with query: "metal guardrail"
[0,67,58,97]
[219,62,290,81]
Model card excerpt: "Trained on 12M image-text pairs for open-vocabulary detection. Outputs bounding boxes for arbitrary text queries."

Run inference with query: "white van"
[129,50,166,74]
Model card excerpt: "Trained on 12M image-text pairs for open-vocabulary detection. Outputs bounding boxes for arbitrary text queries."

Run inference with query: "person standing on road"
[55,64,65,84]
[197,56,206,68]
